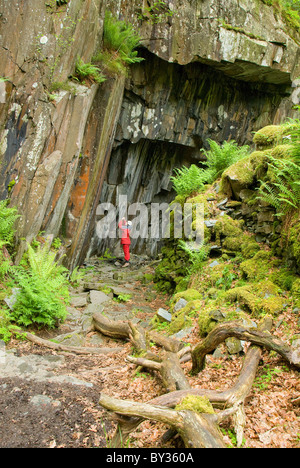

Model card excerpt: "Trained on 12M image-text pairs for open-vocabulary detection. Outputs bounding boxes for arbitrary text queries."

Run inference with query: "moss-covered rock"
[253,124,298,149]
[171,289,202,307]
[291,278,300,307]
[220,150,268,198]
[214,214,244,243]
[223,279,287,316]
[240,250,273,280]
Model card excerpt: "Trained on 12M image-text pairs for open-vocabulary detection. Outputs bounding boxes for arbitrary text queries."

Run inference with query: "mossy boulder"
[223,279,286,316]
[253,124,298,149]
[221,151,268,198]
[240,250,273,281]
[171,289,202,309]
[214,214,244,243]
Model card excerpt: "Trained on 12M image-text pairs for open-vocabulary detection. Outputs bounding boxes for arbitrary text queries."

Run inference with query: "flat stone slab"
[89,290,111,305]
[157,308,172,323]
[70,294,88,308]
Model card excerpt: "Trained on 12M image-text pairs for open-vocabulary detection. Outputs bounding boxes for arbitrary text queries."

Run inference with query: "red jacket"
[118,220,131,245]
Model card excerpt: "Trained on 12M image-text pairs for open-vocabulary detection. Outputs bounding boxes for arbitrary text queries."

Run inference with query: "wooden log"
[99,393,227,448]
[19,331,123,355]
[160,351,191,392]
[93,312,130,339]
[191,319,300,374]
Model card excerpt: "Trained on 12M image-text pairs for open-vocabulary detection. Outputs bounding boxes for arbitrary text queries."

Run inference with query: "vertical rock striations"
[0,0,299,266]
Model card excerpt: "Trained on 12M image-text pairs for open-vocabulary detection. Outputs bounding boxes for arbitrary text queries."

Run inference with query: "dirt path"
[0,256,169,448]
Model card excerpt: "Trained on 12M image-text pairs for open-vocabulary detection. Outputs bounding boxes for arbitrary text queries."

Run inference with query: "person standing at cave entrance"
[118,217,132,268]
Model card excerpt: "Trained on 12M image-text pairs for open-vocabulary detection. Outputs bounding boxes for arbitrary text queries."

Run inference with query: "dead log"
[93,313,130,340]
[17,330,123,355]
[191,318,300,374]
[99,393,228,448]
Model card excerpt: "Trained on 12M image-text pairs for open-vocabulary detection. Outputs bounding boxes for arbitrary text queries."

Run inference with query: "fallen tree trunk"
[191,319,300,374]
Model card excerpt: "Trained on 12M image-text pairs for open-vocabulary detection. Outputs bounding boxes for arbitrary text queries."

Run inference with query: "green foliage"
[171,164,209,197]
[0,200,19,245]
[0,201,19,280]
[257,156,300,215]
[254,365,284,390]
[73,58,106,85]
[138,0,175,23]
[171,140,250,197]
[289,118,300,164]
[69,266,85,286]
[9,242,70,328]
[178,240,209,277]
[202,139,250,181]
[102,11,144,65]
[261,0,300,30]
[114,293,132,303]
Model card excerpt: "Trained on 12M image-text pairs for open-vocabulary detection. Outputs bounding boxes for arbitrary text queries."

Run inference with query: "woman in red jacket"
[118,218,132,267]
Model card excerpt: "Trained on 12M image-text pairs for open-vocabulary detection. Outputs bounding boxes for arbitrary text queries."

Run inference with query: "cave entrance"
[89,138,201,259]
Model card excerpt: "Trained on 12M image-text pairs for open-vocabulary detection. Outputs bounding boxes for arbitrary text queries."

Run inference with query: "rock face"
[0,0,299,267]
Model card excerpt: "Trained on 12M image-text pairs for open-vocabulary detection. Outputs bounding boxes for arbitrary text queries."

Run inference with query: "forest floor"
[0,256,299,449]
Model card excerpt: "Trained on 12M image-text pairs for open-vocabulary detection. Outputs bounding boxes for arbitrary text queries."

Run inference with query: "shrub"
[9,242,70,328]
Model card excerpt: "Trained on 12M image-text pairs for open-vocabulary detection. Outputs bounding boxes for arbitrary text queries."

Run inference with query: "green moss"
[223,279,286,317]
[198,308,218,337]
[240,235,261,259]
[288,218,300,267]
[172,288,202,306]
[224,285,260,314]
[214,215,244,244]
[270,268,297,291]
[221,151,268,196]
[253,125,287,148]
[240,250,273,280]
[175,395,215,414]
[169,299,202,334]
[291,278,300,307]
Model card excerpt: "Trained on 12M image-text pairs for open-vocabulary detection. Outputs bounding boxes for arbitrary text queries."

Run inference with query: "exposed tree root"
[17,330,123,355]
[18,308,299,448]
[95,312,300,448]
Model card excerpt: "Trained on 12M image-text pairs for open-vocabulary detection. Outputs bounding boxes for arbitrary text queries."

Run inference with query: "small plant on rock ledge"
[73,58,106,85]
[92,11,144,76]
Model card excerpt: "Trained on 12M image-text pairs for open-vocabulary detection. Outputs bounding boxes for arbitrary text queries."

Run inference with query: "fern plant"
[202,139,250,181]
[0,200,19,245]
[178,240,209,276]
[93,11,144,75]
[74,58,106,85]
[0,201,19,279]
[9,242,70,328]
[171,140,250,197]
[257,156,300,216]
[103,11,144,64]
[171,164,209,197]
